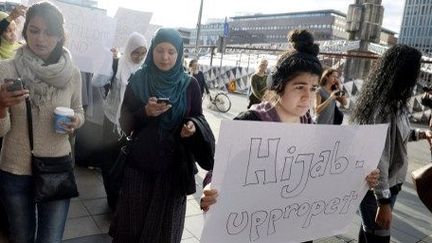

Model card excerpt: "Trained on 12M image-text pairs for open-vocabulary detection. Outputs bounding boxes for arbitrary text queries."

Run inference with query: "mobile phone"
[157,97,171,105]
[423,86,432,92]
[5,78,24,92]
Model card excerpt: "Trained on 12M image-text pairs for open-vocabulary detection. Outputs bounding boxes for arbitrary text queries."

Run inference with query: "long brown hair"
[22,2,65,64]
[319,68,337,86]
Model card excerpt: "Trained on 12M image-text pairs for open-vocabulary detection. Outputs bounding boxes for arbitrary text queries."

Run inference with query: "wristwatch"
[377,189,391,205]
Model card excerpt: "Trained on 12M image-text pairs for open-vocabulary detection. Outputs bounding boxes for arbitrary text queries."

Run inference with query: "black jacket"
[177,114,215,195]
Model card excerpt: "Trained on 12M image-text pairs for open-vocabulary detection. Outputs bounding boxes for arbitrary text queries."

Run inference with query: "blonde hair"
[255,58,268,73]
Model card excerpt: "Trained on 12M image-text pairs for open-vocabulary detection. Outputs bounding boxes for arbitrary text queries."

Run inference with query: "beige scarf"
[13,46,75,107]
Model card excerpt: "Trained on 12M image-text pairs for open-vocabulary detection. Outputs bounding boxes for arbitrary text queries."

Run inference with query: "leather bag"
[333,105,344,125]
[25,99,79,203]
[411,163,432,213]
[32,154,78,203]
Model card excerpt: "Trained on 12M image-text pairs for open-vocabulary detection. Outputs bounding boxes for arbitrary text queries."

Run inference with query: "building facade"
[228,10,348,44]
[398,0,432,55]
[190,21,225,46]
[190,9,396,47]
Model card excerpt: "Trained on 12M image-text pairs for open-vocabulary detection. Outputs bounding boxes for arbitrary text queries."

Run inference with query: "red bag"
[411,163,432,213]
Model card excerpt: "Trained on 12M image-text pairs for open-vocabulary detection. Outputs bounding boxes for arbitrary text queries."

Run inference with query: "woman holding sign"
[200,29,380,243]
[351,45,432,243]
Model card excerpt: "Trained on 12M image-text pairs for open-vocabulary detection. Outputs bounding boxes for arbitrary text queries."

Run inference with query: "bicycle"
[204,91,232,113]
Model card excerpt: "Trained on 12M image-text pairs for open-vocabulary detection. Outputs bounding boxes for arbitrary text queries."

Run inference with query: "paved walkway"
[2,98,432,242]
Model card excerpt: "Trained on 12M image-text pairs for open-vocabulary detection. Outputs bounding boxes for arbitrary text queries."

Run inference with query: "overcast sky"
[99,0,406,33]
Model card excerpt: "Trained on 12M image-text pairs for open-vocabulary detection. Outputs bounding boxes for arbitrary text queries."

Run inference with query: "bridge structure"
[185,40,432,122]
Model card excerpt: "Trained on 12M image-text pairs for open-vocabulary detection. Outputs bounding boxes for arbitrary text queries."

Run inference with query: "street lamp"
[195,0,204,58]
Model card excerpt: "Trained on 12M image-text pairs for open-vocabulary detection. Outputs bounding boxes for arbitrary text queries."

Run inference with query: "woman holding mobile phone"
[314,68,347,124]
[109,28,214,242]
[0,2,84,242]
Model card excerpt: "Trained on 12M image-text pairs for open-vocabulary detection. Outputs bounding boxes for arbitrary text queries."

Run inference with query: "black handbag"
[105,140,130,209]
[333,105,344,125]
[25,99,79,203]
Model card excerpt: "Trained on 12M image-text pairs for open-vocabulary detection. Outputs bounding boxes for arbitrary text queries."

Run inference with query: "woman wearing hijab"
[100,32,147,210]
[109,28,214,242]
[0,5,26,60]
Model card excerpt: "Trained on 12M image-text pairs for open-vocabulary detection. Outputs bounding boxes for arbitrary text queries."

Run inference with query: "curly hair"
[350,44,422,124]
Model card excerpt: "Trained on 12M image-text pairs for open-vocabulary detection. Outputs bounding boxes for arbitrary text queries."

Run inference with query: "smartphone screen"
[6,79,23,92]
[157,98,171,105]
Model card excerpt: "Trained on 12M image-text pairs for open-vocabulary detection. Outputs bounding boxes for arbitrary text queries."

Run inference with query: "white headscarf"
[112,32,147,134]
[116,32,147,86]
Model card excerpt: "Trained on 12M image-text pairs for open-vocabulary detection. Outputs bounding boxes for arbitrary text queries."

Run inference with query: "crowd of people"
[0,2,429,243]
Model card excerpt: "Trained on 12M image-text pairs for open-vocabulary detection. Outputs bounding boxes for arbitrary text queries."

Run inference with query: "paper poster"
[201,121,388,243]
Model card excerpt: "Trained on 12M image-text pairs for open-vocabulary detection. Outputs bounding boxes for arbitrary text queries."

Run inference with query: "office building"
[398,0,432,55]
[190,9,396,46]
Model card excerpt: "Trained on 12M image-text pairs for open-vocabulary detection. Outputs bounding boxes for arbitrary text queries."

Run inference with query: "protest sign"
[201,121,388,243]
[57,1,116,75]
[25,0,116,75]
[113,7,152,48]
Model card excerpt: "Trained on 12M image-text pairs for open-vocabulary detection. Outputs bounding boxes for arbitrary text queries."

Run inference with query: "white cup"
[54,107,74,134]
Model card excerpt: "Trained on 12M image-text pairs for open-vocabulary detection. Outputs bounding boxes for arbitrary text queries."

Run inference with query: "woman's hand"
[365,169,380,188]
[329,90,339,100]
[0,82,29,109]
[180,120,196,138]
[111,47,120,59]
[145,97,171,117]
[7,5,27,21]
[62,115,80,135]
[200,184,218,212]
[421,130,432,147]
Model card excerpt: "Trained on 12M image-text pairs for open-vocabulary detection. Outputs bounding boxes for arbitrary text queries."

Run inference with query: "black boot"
[359,227,390,243]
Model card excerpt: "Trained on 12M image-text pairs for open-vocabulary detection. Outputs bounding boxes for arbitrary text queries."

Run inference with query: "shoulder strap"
[12,61,34,151]
[25,98,34,151]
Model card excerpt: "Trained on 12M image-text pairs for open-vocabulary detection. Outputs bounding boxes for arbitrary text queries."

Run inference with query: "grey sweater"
[374,110,419,200]
[0,60,84,175]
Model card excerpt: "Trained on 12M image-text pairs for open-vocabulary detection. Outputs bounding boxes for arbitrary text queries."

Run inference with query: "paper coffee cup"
[54,107,74,134]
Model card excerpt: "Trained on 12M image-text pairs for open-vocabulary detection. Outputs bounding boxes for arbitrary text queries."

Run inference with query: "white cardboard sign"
[113,7,152,49]
[24,0,116,75]
[201,121,388,243]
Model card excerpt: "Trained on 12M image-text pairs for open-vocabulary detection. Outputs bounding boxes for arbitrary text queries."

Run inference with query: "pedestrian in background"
[0,4,26,60]
[98,32,147,210]
[247,58,268,108]
[351,44,432,243]
[189,59,209,98]
[0,2,84,242]
[314,68,347,124]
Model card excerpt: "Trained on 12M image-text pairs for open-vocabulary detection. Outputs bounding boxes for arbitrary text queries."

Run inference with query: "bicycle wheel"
[214,93,231,113]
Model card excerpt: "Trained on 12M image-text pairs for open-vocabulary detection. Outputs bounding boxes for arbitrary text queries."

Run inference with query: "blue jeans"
[358,190,397,237]
[0,170,70,243]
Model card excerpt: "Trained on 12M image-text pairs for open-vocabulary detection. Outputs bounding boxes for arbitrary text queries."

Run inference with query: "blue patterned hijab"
[129,28,191,131]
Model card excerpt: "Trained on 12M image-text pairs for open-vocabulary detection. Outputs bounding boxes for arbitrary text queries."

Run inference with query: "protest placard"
[201,121,388,243]
[113,7,152,48]
[53,1,116,75]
